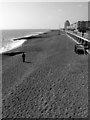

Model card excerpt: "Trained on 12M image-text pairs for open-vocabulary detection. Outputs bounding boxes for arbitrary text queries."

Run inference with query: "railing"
[66,31,90,51]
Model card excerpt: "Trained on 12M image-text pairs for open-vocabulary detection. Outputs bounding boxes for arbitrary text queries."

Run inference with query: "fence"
[66,31,90,51]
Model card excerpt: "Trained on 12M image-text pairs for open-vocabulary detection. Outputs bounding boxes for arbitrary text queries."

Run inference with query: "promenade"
[68,30,90,40]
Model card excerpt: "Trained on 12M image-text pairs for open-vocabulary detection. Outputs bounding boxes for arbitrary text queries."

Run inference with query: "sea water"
[0,29,48,53]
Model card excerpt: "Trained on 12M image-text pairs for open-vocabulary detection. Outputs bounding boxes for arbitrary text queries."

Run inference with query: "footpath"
[66,30,90,54]
[67,30,90,40]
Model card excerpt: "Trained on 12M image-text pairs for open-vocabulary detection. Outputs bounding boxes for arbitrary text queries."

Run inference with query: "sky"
[0,0,89,29]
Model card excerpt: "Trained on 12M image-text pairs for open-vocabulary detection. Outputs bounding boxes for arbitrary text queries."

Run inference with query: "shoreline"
[0,39,26,54]
[1,29,60,56]
[1,30,51,55]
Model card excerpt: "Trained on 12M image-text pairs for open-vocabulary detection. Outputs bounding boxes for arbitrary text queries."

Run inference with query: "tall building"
[64,20,70,29]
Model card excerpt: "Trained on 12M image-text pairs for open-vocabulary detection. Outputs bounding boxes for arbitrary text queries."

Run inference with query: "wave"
[0,39,26,54]
[0,31,45,54]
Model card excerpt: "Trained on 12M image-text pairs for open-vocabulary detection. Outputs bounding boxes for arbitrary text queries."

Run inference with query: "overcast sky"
[0,0,89,29]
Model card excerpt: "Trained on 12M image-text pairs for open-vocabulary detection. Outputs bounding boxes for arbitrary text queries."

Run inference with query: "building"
[67,21,90,32]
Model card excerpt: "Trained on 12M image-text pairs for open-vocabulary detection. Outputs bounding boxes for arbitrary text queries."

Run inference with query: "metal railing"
[66,31,90,54]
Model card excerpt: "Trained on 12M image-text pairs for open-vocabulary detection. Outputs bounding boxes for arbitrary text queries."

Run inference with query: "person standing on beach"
[22,52,26,62]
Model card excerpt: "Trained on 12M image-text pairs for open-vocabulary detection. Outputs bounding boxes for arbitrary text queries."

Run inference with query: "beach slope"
[2,30,88,118]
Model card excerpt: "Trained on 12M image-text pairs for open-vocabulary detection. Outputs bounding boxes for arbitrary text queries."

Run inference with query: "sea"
[0,29,49,54]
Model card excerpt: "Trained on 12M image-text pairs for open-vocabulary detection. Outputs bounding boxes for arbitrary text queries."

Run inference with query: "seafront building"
[66,21,90,31]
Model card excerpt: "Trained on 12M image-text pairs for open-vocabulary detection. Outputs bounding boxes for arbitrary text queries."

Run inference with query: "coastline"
[1,30,51,55]
[0,39,26,54]
[1,29,59,60]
